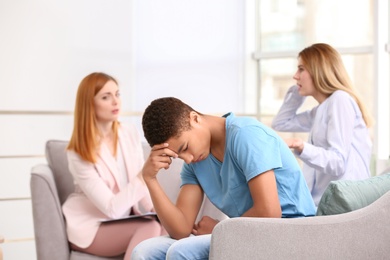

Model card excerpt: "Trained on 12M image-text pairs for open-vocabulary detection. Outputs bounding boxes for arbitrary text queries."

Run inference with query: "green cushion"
[316,173,390,216]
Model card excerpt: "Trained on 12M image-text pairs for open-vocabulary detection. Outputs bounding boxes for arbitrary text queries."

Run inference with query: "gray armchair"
[210,187,390,260]
[31,140,226,260]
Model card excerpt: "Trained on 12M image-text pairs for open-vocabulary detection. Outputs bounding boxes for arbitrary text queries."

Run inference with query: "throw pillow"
[316,173,390,216]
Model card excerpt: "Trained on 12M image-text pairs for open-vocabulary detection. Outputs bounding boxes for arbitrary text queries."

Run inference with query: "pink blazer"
[62,124,153,248]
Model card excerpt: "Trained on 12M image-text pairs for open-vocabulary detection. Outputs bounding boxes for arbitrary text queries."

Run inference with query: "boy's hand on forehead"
[142,143,179,182]
[152,143,178,158]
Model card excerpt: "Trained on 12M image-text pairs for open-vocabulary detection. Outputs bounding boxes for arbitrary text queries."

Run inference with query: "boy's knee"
[131,246,144,260]
[166,241,194,260]
[131,235,174,260]
[166,243,185,260]
[131,240,151,260]
[166,235,210,260]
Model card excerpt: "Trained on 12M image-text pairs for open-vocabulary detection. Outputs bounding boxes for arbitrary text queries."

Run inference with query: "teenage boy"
[132,97,316,259]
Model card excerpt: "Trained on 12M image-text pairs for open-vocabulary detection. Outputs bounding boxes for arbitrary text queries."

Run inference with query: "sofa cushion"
[316,173,390,216]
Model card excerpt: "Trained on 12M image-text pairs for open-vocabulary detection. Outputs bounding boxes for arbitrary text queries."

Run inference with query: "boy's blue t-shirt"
[181,113,316,218]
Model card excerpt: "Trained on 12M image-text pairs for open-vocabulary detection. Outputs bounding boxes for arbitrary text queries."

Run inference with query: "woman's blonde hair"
[299,43,373,127]
[67,72,119,163]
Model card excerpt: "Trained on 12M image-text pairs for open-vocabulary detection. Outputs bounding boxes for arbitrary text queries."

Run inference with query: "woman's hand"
[192,216,219,235]
[142,143,178,182]
[285,138,304,154]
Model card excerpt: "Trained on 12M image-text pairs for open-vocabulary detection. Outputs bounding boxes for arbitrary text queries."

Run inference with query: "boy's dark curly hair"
[142,97,201,147]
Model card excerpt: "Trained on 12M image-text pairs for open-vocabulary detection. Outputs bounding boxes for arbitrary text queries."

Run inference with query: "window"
[250,0,389,173]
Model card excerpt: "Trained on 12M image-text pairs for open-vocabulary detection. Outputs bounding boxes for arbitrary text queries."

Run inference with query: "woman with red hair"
[63,72,164,259]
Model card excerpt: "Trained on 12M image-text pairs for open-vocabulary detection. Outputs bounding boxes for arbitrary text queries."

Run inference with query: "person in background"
[62,72,165,259]
[131,97,316,259]
[272,43,373,206]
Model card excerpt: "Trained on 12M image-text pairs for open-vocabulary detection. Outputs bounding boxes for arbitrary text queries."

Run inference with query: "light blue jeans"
[131,234,211,260]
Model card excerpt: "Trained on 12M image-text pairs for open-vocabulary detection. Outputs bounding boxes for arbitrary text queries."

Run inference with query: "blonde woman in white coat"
[62,72,165,259]
[272,43,373,206]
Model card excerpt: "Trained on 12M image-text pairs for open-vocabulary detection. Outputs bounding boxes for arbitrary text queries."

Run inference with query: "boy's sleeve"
[232,126,283,181]
[180,163,199,187]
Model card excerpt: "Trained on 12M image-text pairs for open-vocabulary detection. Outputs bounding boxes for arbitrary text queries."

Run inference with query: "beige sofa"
[30,140,226,260]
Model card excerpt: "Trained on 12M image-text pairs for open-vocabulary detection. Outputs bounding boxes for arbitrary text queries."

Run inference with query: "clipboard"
[100,212,158,223]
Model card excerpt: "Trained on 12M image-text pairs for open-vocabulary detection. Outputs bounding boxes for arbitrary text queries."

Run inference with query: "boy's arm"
[242,169,282,218]
[192,170,282,235]
[142,143,204,239]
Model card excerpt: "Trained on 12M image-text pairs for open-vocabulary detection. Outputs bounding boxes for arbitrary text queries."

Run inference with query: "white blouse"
[116,144,129,190]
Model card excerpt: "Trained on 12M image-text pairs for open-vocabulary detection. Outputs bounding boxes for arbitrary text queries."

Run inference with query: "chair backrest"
[45,140,74,205]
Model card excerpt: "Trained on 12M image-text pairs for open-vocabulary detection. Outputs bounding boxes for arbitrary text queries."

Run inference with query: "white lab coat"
[272,85,372,205]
